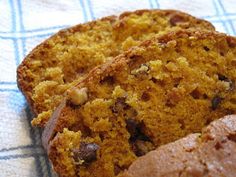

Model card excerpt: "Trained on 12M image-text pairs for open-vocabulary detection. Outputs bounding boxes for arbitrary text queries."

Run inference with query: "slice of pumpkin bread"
[17,9,215,127]
[42,30,236,177]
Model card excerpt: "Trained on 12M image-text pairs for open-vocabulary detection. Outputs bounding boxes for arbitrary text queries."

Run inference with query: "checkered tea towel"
[0,0,235,176]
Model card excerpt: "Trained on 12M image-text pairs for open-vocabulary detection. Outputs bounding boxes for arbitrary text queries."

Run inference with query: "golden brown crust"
[42,98,66,151]
[121,115,236,177]
[17,9,214,121]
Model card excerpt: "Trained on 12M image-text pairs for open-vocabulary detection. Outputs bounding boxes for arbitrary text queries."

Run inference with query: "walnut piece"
[68,87,88,105]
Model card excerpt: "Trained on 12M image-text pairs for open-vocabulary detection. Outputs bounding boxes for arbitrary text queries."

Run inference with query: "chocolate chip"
[73,142,99,165]
[218,74,228,81]
[126,119,139,139]
[203,46,210,51]
[169,14,185,26]
[126,120,154,156]
[137,132,151,142]
[211,96,222,110]
[125,119,150,142]
[112,97,130,114]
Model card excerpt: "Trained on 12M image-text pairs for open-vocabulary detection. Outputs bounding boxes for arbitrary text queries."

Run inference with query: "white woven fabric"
[0,0,235,176]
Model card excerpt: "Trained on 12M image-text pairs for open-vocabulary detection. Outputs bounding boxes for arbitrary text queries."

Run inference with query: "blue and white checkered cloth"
[0,0,236,176]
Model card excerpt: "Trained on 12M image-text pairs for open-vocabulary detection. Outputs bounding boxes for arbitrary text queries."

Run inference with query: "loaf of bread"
[121,115,236,177]
[17,9,215,127]
[42,30,236,177]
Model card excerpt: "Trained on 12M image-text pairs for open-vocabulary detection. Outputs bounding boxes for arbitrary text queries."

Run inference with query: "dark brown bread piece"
[42,30,236,177]
[121,115,236,177]
[17,9,215,127]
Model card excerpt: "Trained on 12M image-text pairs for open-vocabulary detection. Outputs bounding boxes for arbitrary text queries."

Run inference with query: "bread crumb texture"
[17,10,214,127]
[45,30,236,177]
